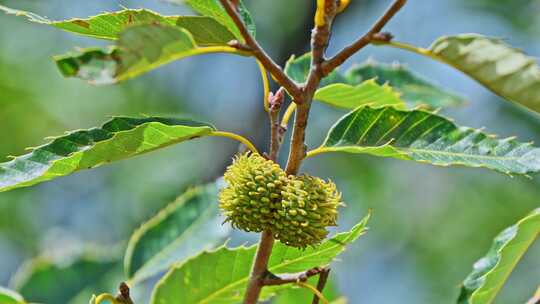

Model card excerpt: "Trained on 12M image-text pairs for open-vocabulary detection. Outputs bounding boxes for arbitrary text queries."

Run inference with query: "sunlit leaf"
[0,117,215,193]
[151,214,370,304]
[314,80,405,109]
[0,287,25,304]
[125,182,230,284]
[457,208,540,304]
[312,106,540,175]
[0,6,236,45]
[285,53,462,109]
[55,24,243,85]
[383,34,540,114]
[182,0,256,40]
[346,61,466,108]
[10,251,118,304]
[0,6,167,39]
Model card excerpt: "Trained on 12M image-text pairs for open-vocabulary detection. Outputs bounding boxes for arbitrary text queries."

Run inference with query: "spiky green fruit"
[219,153,287,232]
[274,175,342,248]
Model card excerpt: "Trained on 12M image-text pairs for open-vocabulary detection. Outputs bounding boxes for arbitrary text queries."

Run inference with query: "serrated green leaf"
[182,0,255,41]
[10,251,118,304]
[346,61,466,108]
[0,6,235,46]
[0,6,169,40]
[0,287,25,304]
[314,80,405,109]
[312,106,540,175]
[383,34,540,113]
[125,183,230,284]
[0,117,215,193]
[285,53,462,109]
[150,214,370,304]
[457,208,540,304]
[55,23,243,85]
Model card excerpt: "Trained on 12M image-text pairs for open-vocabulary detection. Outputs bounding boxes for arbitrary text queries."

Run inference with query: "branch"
[218,0,302,100]
[312,268,330,304]
[261,267,329,286]
[243,231,275,304]
[267,88,287,161]
[322,0,407,75]
[285,0,339,175]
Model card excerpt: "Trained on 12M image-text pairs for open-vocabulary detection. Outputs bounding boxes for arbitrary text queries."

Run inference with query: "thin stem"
[312,268,330,304]
[296,282,330,304]
[218,0,302,100]
[195,46,249,56]
[209,131,259,154]
[95,294,119,304]
[285,102,311,175]
[305,147,331,159]
[243,231,275,304]
[268,88,286,161]
[380,40,440,61]
[323,0,407,75]
[285,0,338,175]
[280,103,297,128]
[262,267,328,286]
[256,60,271,112]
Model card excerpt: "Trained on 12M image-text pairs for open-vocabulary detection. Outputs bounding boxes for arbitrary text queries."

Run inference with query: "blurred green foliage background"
[0,0,539,303]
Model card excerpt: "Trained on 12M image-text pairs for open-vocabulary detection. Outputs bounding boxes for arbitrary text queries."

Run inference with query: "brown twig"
[285,0,339,175]
[220,1,408,303]
[243,231,275,304]
[268,88,287,162]
[312,268,330,304]
[322,0,407,75]
[261,267,329,286]
[218,0,303,101]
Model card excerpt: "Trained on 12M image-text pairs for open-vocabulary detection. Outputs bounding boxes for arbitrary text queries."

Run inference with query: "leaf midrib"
[325,144,528,162]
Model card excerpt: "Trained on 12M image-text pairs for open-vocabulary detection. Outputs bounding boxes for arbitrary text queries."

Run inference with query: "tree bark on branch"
[216,1,407,303]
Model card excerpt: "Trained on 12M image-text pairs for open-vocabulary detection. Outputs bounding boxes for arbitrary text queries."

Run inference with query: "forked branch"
[322,0,407,75]
[218,1,408,303]
[218,0,303,100]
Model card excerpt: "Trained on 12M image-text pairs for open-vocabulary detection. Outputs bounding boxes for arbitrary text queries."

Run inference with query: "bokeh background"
[0,0,539,303]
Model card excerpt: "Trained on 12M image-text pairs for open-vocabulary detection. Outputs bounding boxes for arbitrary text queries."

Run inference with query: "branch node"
[323,0,407,74]
[268,87,286,113]
[372,31,394,43]
[219,0,302,100]
[227,40,252,51]
[261,267,329,286]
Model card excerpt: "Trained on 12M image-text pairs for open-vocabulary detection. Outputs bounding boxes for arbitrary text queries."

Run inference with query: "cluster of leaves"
[0,0,539,303]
